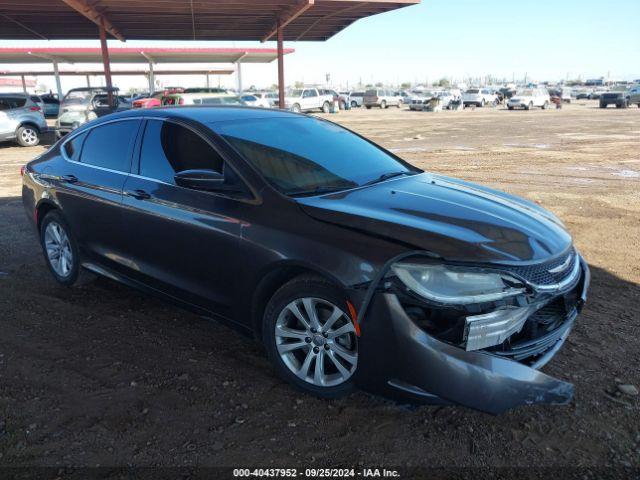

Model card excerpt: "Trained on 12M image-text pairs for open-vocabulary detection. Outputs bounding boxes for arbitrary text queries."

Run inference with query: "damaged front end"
[353,247,590,414]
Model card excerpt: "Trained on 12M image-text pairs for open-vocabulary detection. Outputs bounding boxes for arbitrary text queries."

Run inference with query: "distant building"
[0,77,36,93]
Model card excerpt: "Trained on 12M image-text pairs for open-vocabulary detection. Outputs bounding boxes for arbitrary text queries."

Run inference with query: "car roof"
[92,105,302,125]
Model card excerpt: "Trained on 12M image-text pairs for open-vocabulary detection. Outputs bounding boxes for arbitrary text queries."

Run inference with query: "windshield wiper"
[361,170,415,187]
[286,185,352,197]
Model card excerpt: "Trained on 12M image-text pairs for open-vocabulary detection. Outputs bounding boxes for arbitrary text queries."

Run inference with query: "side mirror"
[174,169,225,191]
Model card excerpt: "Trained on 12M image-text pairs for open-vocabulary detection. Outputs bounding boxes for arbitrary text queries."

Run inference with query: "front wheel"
[381,100,387,109]
[263,276,358,398]
[16,125,40,147]
[291,103,301,113]
[40,211,80,286]
[525,102,532,110]
[322,102,331,113]
[350,100,357,108]
[541,101,548,110]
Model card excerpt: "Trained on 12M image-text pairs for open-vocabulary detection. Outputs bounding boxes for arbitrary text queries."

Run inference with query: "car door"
[302,89,318,111]
[119,118,246,316]
[54,119,141,269]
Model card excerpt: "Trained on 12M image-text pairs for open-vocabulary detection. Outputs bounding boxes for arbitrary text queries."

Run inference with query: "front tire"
[350,100,357,108]
[291,103,301,113]
[16,125,40,147]
[541,101,549,110]
[525,102,532,110]
[40,211,80,286]
[322,102,331,113]
[263,276,358,398]
[381,100,387,109]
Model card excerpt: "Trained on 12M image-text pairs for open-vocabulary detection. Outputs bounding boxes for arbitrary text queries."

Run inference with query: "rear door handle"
[60,174,78,184]
[124,189,151,200]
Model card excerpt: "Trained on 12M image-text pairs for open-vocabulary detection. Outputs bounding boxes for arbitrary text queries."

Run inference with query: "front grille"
[488,287,579,363]
[505,248,576,286]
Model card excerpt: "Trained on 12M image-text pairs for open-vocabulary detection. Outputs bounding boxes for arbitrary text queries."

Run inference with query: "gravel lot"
[0,101,639,474]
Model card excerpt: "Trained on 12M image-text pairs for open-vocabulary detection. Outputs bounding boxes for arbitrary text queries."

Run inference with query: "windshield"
[62,91,93,105]
[517,89,535,96]
[211,117,416,196]
[466,89,479,94]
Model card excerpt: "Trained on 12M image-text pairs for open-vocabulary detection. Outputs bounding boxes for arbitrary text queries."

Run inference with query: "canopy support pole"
[277,21,285,109]
[148,61,154,93]
[99,20,114,107]
[86,74,91,87]
[206,73,210,88]
[21,75,27,93]
[236,62,243,93]
[53,61,63,98]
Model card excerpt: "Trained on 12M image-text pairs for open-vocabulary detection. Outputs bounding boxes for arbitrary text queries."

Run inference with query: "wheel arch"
[16,121,42,134]
[249,261,347,340]
[35,199,59,231]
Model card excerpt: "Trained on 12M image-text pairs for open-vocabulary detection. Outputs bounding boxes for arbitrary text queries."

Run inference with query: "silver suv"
[0,93,48,147]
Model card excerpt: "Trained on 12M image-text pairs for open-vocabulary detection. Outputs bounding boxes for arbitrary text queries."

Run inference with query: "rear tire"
[322,102,330,113]
[262,275,358,399]
[40,210,80,286]
[541,101,548,110]
[508,105,514,110]
[350,100,357,108]
[381,100,387,109]
[599,102,606,109]
[525,102,532,110]
[291,103,301,113]
[16,125,40,147]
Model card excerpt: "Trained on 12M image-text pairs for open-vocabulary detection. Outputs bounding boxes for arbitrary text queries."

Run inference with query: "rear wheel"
[599,102,606,108]
[40,211,79,286]
[322,101,331,113]
[263,276,358,398]
[541,101,549,110]
[525,102,533,110]
[381,100,387,109]
[291,103,301,113]
[16,125,40,147]
[350,100,357,108]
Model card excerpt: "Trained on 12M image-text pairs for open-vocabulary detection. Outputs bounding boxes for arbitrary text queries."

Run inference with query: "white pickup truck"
[284,88,333,113]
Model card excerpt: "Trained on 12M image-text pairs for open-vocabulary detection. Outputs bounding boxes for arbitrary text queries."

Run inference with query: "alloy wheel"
[44,221,73,277]
[274,297,357,387]
[21,128,38,146]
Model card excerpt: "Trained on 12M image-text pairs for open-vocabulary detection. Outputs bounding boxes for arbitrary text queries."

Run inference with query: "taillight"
[30,106,41,111]
[20,165,26,177]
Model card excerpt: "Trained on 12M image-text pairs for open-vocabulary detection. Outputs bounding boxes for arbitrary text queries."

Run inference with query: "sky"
[2,0,639,92]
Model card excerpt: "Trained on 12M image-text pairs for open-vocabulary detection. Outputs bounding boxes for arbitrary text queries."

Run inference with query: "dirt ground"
[0,101,639,475]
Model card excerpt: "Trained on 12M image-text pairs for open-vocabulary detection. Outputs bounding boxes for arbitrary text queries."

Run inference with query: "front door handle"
[60,174,78,184]
[124,189,151,200]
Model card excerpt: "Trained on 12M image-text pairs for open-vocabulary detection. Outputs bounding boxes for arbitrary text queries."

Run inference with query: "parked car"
[507,88,551,110]
[627,85,640,107]
[40,94,60,117]
[55,87,130,139]
[162,93,245,106]
[363,88,401,109]
[0,93,48,146]
[319,89,349,110]
[575,90,591,100]
[408,91,435,111]
[240,94,271,108]
[254,92,279,108]
[22,106,590,414]
[599,88,632,108]
[284,88,333,113]
[462,88,498,107]
[346,91,365,108]
[132,92,164,109]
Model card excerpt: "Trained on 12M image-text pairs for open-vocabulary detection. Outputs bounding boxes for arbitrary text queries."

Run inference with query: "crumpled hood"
[296,173,572,263]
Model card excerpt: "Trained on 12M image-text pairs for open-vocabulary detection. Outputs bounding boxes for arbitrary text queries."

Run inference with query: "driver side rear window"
[138,120,224,184]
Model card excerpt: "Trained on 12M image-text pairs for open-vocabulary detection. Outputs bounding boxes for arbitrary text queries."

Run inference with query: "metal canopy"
[0,1,419,42]
[0,47,295,65]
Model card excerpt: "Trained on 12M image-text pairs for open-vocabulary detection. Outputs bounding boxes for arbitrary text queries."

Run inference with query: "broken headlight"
[391,263,526,305]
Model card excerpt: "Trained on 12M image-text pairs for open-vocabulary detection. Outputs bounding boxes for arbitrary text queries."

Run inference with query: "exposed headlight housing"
[391,263,526,305]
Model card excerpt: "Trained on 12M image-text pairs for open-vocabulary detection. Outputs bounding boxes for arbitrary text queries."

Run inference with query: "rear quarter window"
[80,120,140,172]
[63,131,88,162]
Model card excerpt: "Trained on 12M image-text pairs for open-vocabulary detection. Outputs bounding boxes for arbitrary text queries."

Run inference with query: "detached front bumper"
[354,258,590,414]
